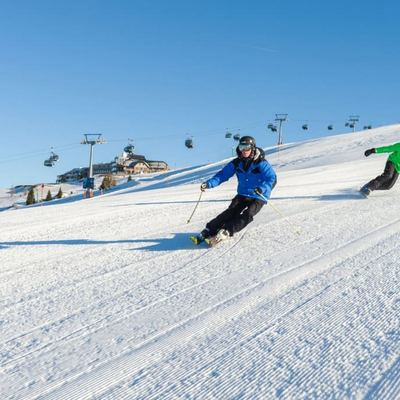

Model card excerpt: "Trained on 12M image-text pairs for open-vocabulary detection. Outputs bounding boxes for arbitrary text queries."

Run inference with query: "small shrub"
[100,174,117,190]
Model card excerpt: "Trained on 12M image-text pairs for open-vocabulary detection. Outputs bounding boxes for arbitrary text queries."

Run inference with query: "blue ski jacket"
[206,148,277,201]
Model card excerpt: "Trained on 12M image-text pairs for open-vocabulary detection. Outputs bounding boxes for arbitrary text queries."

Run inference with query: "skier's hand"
[200,183,208,192]
[254,187,263,195]
[364,148,376,157]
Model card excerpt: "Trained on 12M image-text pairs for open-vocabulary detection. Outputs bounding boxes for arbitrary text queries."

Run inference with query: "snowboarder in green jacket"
[360,142,400,196]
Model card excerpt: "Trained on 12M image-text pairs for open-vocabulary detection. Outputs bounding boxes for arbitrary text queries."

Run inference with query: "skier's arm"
[375,142,400,154]
[206,162,236,189]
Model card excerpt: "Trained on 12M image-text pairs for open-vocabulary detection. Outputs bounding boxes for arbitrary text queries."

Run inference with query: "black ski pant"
[368,161,399,191]
[206,195,265,236]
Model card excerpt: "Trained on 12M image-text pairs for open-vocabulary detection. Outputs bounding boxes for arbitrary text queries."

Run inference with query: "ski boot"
[205,229,230,247]
[190,228,210,245]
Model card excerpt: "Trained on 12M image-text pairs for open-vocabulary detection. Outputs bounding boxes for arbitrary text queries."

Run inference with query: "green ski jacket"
[375,142,400,173]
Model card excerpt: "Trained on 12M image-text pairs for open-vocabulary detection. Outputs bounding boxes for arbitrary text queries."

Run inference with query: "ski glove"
[200,183,208,192]
[364,148,376,157]
[254,187,263,195]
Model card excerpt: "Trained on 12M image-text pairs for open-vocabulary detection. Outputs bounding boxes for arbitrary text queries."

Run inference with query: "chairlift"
[48,147,59,162]
[349,123,355,128]
[267,124,278,132]
[185,137,194,148]
[233,134,241,141]
[124,144,135,153]
[327,125,334,131]
[50,153,59,162]
[44,147,58,166]
[124,139,135,154]
[345,122,350,127]
[225,128,233,139]
[302,124,308,130]
[363,125,372,130]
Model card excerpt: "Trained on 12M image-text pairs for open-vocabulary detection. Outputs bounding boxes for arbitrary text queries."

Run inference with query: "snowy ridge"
[1,125,400,399]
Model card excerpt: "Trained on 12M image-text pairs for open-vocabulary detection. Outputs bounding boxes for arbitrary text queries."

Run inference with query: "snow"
[1,124,400,399]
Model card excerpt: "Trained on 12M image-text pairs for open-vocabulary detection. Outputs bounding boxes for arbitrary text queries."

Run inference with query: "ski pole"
[187,190,203,223]
[258,193,300,235]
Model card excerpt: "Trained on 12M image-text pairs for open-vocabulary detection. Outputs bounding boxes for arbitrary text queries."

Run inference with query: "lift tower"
[275,114,289,146]
[347,115,360,133]
[80,134,106,197]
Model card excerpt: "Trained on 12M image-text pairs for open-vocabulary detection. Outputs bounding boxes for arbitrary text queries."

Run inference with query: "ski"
[204,236,223,248]
[204,230,230,248]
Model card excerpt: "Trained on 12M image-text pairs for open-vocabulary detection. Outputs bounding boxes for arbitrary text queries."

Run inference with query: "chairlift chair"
[44,159,55,167]
[124,144,135,153]
[233,134,241,141]
[302,124,308,130]
[327,125,334,130]
[185,139,194,148]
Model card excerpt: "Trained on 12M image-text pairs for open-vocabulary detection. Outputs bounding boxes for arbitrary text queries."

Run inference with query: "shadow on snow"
[0,233,202,251]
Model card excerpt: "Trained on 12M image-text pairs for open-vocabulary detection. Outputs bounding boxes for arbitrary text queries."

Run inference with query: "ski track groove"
[1,244,192,312]
[0,228,252,371]
[3,233,327,399]
[0,246,211,363]
[21,219,400,400]
[0,214,209,310]
[1,231,248,366]
[0,225,326,374]
[365,354,400,399]
[123,243,400,399]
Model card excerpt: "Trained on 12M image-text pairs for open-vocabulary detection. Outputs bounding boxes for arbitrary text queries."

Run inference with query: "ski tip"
[204,238,213,247]
[189,236,199,245]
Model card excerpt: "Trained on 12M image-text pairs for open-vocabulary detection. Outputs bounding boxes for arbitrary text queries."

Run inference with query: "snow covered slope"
[1,125,400,399]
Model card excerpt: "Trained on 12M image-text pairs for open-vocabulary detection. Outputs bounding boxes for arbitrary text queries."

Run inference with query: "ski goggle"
[238,144,252,151]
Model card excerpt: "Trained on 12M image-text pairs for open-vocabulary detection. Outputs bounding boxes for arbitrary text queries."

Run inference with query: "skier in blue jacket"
[194,136,277,245]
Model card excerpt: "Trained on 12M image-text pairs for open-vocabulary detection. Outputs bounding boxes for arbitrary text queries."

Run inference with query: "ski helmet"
[239,136,256,148]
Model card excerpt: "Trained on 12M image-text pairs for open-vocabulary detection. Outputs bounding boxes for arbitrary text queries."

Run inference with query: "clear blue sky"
[1,0,399,189]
